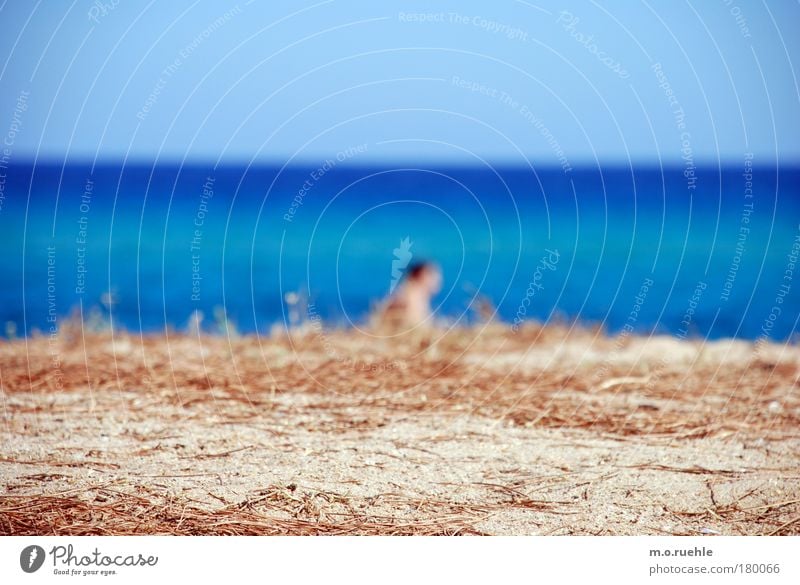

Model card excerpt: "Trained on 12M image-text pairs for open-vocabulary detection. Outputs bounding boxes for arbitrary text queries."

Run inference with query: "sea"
[1,161,798,341]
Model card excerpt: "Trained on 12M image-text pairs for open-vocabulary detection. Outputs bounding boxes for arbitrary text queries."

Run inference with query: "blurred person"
[375,261,442,331]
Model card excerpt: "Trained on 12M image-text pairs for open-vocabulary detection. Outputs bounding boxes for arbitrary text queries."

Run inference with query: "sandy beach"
[1,323,798,535]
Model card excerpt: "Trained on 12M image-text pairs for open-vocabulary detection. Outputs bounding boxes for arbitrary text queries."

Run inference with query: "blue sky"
[0,0,798,165]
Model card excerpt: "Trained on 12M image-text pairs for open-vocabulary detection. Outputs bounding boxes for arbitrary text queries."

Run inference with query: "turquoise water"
[1,162,798,340]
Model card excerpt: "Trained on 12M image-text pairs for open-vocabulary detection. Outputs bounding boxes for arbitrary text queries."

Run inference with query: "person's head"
[405,262,442,295]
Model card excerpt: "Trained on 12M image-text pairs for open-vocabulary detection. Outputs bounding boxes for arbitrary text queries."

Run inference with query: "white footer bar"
[1,536,798,584]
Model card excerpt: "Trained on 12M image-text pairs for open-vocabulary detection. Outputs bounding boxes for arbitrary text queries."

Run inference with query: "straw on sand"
[1,321,798,535]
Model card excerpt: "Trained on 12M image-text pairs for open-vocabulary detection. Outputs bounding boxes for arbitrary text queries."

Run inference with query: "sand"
[1,322,798,535]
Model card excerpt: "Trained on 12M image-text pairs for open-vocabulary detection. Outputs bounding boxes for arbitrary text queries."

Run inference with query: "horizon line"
[4,155,799,170]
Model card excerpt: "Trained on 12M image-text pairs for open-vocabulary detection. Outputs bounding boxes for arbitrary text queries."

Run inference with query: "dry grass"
[0,486,488,536]
[1,322,798,535]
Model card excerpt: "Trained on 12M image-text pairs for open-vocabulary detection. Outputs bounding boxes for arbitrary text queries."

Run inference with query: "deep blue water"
[1,161,798,340]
